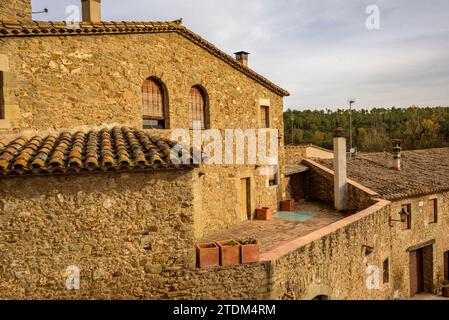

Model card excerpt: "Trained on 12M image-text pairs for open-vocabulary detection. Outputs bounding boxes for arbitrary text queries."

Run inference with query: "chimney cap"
[234,51,250,55]
[334,127,345,137]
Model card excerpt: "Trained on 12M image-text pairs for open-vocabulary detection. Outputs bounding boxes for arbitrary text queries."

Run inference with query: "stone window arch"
[142,77,168,129]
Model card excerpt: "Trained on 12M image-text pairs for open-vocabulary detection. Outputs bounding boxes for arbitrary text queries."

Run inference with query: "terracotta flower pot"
[443,286,449,298]
[196,242,219,269]
[240,240,260,264]
[216,240,241,266]
[256,207,272,221]
[280,199,295,211]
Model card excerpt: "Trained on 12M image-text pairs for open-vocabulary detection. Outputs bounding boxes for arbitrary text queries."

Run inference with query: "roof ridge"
[0,19,289,97]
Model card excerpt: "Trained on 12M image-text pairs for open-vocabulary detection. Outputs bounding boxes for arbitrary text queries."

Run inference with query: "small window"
[444,251,449,281]
[190,86,207,129]
[428,199,437,224]
[142,78,166,129]
[401,204,411,230]
[383,258,390,284]
[260,105,269,128]
[268,165,278,186]
[0,71,5,119]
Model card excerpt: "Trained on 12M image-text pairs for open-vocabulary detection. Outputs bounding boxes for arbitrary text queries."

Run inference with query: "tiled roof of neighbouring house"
[316,148,449,200]
[0,20,289,97]
[0,126,196,177]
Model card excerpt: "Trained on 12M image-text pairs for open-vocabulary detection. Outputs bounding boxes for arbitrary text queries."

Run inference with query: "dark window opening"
[444,251,449,281]
[383,258,390,284]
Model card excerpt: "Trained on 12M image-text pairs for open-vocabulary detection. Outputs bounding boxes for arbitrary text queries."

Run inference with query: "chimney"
[234,51,250,67]
[333,128,348,211]
[81,0,101,22]
[392,139,401,171]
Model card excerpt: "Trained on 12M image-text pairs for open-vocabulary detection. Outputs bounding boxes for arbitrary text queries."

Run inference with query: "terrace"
[199,201,347,255]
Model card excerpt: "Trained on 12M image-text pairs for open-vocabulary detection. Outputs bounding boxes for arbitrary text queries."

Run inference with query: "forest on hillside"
[284,106,449,152]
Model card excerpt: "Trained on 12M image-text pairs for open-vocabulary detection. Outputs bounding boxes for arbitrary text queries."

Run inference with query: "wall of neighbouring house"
[0,0,32,23]
[284,145,333,165]
[301,160,377,211]
[388,192,449,298]
[0,169,276,299]
[269,200,393,300]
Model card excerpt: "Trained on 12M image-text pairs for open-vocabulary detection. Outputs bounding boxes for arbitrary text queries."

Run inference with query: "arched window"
[142,78,166,129]
[189,86,207,129]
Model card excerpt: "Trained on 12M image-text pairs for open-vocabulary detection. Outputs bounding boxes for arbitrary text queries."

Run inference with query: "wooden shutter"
[0,72,4,119]
[142,79,164,120]
[260,106,269,128]
[383,258,390,283]
[190,86,205,129]
[444,251,449,281]
[428,199,437,223]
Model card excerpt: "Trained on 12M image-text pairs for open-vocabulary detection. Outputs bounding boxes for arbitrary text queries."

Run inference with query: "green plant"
[224,240,240,246]
[240,237,257,245]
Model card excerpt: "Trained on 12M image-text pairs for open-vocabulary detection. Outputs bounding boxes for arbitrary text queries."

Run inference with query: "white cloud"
[32,0,449,109]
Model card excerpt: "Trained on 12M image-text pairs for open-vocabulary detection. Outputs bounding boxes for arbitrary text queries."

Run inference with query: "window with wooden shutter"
[190,86,206,129]
[142,78,166,129]
[383,258,390,284]
[401,204,411,230]
[260,106,269,128]
[428,199,437,224]
[0,72,4,119]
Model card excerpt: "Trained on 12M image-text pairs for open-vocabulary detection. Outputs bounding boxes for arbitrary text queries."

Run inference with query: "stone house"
[1,0,448,300]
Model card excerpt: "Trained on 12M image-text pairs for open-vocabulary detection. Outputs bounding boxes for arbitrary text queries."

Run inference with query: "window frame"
[427,198,438,224]
[189,85,208,130]
[260,105,269,129]
[142,77,167,129]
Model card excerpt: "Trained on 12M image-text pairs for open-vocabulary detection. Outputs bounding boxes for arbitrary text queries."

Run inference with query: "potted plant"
[196,242,219,269]
[280,199,295,211]
[239,237,260,264]
[216,240,241,266]
[256,207,272,220]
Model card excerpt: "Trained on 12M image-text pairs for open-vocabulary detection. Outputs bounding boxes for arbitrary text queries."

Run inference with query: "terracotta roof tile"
[0,19,289,97]
[0,126,196,177]
[316,148,449,200]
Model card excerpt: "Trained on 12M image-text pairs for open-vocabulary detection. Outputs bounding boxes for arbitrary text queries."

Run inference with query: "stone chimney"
[392,139,401,171]
[81,0,102,22]
[234,51,249,67]
[333,128,348,211]
[0,0,32,23]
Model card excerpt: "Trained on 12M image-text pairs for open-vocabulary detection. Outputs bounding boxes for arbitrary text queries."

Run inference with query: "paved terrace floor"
[200,201,347,254]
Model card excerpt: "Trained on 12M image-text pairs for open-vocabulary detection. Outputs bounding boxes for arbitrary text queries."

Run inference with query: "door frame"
[235,169,255,223]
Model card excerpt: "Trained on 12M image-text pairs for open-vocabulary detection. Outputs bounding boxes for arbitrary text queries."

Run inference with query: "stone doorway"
[409,244,433,297]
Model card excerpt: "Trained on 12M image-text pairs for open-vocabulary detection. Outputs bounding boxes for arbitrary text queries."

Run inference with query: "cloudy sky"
[32,0,449,110]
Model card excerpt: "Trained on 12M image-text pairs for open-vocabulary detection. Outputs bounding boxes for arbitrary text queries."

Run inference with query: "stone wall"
[302,159,377,211]
[0,0,32,23]
[268,200,393,300]
[0,169,276,299]
[284,145,333,165]
[0,33,284,134]
[389,192,449,298]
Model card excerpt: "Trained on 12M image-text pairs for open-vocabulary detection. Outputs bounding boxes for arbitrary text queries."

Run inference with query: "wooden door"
[410,249,424,296]
[240,178,251,220]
